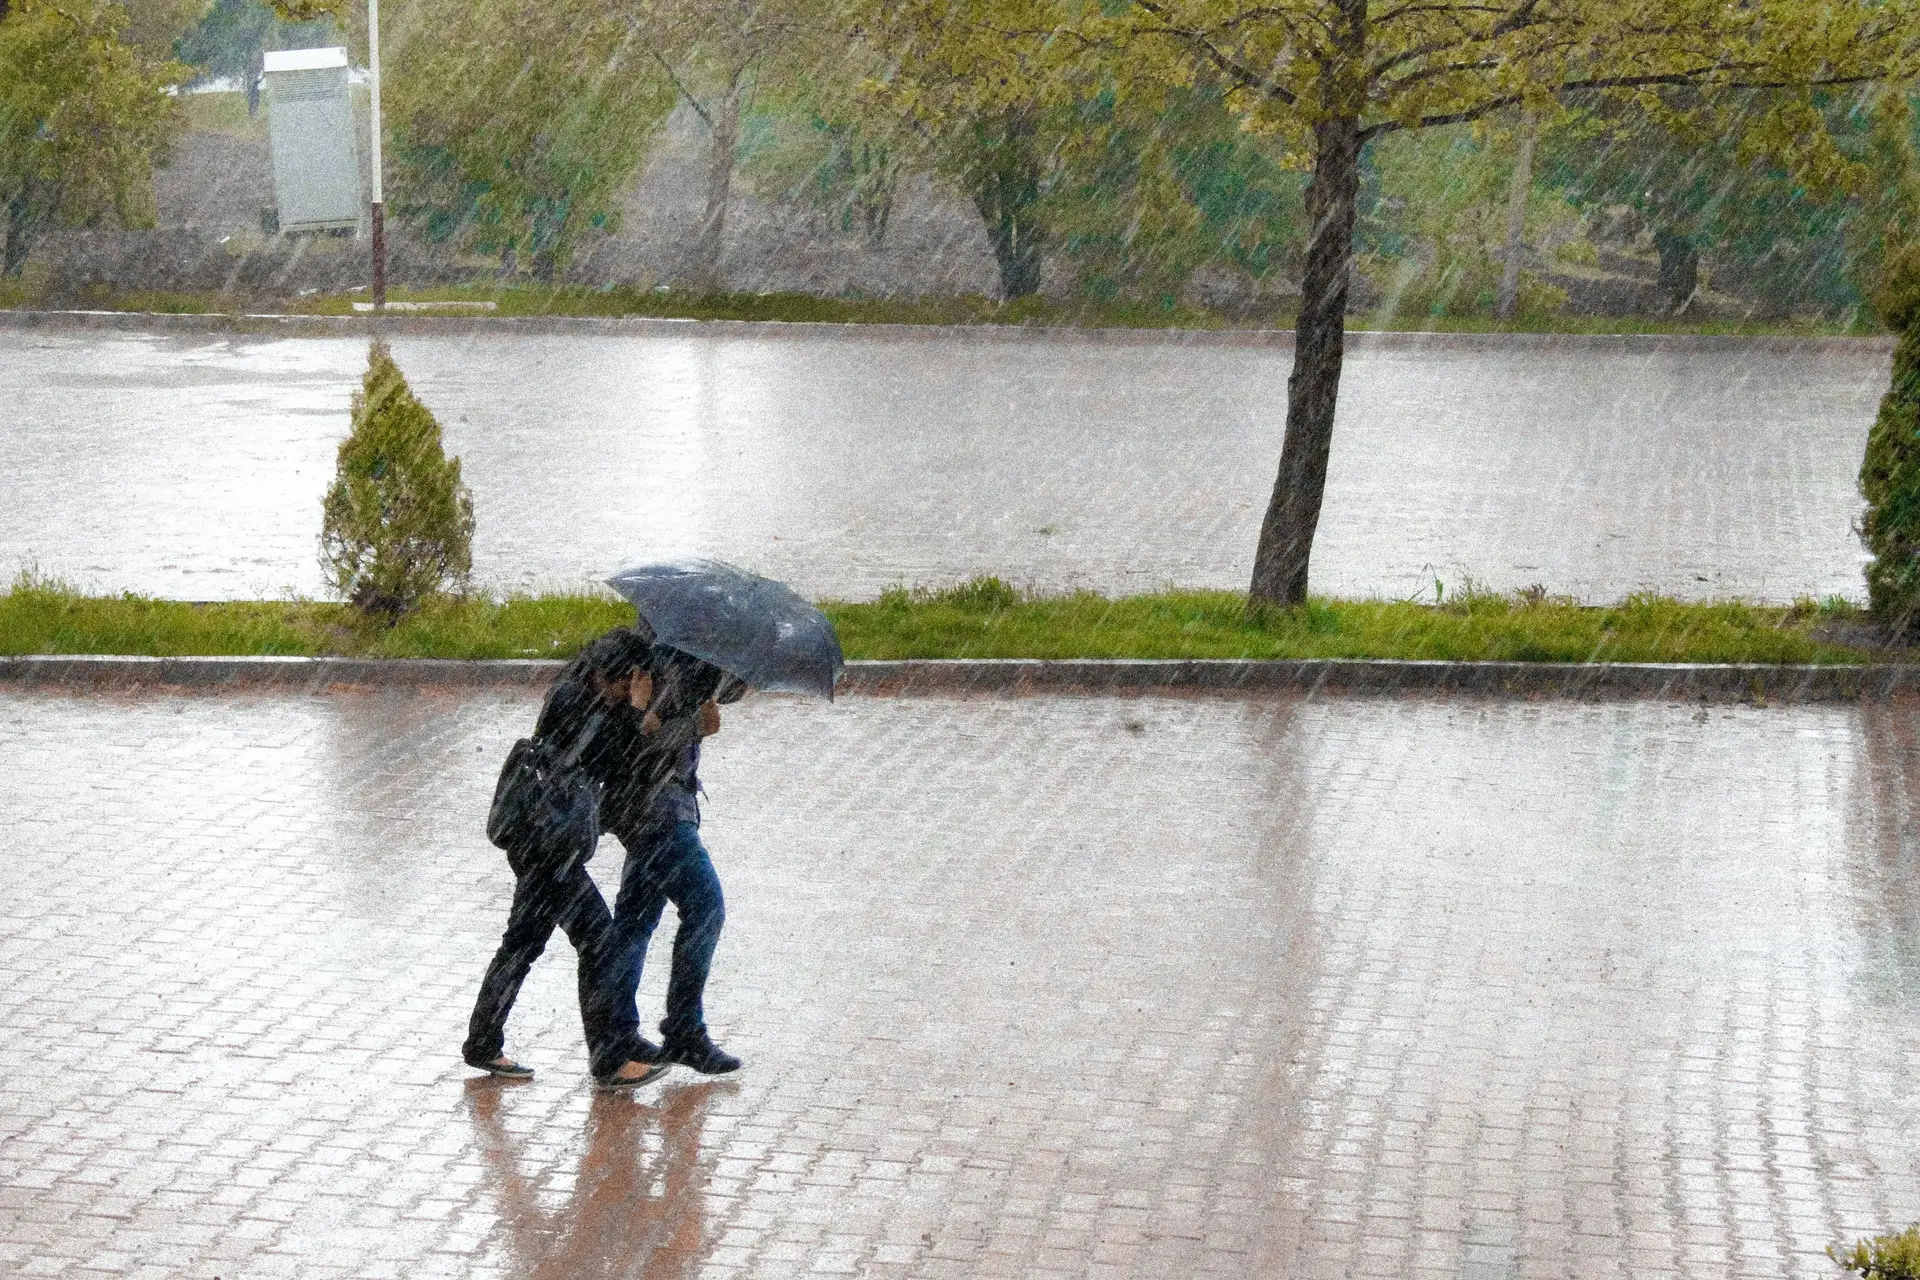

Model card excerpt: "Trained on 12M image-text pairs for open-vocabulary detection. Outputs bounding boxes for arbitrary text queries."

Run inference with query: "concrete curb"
[2,654,1916,702]
[0,308,1893,355]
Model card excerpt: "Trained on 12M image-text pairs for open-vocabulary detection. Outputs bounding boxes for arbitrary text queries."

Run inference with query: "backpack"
[486,708,605,871]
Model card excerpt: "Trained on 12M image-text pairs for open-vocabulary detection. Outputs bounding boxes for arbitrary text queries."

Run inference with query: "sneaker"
[660,1034,742,1075]
[464,1054,534,1080]
[594,1060,671,1091]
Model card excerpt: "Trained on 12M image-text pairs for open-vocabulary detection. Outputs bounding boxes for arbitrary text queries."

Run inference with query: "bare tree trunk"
[690,72,743,292]
[1248,112,1364,609]
[1496,109,1537,320]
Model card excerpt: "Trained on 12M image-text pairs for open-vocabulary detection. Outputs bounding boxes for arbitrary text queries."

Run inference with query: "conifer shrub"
[1859,243,1920,633]
[319,342,475,618]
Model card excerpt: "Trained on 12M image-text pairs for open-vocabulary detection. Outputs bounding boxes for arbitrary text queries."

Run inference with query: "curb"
[0,308,1893,355]
[1,655,1914,702]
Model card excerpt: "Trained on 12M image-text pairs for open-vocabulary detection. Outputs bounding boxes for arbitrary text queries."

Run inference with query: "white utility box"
[262,47,361,233]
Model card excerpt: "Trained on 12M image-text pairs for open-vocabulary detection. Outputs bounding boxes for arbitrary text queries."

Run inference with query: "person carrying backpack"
[462,628,665,1089]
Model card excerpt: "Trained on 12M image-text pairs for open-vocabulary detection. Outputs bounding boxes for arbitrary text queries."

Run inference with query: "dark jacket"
[534,650,727,834]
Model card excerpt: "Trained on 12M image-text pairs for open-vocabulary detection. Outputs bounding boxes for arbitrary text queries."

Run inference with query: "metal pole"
[367,0,385,309]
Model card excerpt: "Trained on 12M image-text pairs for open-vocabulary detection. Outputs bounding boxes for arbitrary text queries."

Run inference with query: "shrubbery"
[1860,244,1920,631]
[1832,1226,1920,1279]
[319,342,475,618]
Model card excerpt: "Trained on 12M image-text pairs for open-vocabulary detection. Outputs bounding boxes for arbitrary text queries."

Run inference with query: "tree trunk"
[968,109,1044,300]
[690,74,743,292]
[1653,225,1699,314]
[1247,113,1365,608]
[1496,109,1537,320]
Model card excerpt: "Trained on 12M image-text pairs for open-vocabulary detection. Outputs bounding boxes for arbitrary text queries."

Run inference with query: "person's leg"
[594,827,672,1078]
[655,823,732,1066]
[463,859,564,1068]
[548,863,629,1073]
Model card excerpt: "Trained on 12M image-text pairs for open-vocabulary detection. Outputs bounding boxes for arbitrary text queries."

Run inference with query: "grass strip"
[0,577,1881,665]
[3,281,1878,338]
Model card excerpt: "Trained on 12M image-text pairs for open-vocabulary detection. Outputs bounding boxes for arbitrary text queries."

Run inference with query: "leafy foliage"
[0,0,189,274]
[174,0,329,85]
[1860,245,1920,631]
[1540,88,1920,317]
[383,0,674,279]
[739,105,900,244]
[1052,84,1305,305]
[319,342,475,617]
[1832,1226,1920,1280]
[1357,121,1573,319]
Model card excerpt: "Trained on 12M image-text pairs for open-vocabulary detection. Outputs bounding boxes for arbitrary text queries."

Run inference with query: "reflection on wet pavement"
[2,688,1917,1277]
[0,329,1887,602]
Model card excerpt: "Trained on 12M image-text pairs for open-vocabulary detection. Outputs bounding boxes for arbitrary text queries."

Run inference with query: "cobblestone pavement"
[0,329,1887,604]
[3,687,1919,1278]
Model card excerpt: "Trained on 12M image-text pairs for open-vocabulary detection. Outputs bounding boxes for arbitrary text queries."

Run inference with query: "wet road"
[3,687,1918,1277]
[0,326,1889,603]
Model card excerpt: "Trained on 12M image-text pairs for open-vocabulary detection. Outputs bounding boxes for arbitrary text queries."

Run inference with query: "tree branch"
[1360,67,1892,141]
[648,48,712,128]
[1128,0,1299,105]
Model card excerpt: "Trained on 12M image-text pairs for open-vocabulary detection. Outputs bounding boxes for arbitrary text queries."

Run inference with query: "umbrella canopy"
[605,560,844,699]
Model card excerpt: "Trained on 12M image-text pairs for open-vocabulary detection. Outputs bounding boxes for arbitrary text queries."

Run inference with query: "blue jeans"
[597,821,725,1075]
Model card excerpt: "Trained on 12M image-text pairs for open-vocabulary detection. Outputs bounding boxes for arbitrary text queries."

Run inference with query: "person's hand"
[628,672,653,709]
[695,700,721,738]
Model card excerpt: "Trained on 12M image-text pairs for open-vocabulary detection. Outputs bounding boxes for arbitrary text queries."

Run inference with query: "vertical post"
[367,0,385,309]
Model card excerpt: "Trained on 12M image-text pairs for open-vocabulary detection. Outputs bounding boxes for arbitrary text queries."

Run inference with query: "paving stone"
[1,687,1919,1277]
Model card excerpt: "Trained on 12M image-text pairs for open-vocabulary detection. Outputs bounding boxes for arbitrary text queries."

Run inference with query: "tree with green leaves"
[1049,83,1306,307]
[380,0,675,280]
[320,342,475,617]
[739,100,902,246]
[0,0,193,275]
[174,0,330,100]
[1069,0,1920,606]
[1540,88,1920,318]
[613,0,841,289]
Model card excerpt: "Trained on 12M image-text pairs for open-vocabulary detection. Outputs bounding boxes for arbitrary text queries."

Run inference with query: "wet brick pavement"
[3,687,1919,1278]
[0,328,1889,604]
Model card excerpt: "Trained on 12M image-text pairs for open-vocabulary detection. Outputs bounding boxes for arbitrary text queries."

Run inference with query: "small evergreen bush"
[1832,1226,1920,1279]
[1859,243,1920,633]
[319,342,475,618]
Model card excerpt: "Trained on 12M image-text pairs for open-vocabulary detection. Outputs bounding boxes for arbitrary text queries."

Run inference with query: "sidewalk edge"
[0,655,1908,701]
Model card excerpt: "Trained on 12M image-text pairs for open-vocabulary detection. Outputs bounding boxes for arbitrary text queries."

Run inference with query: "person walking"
[463,629,665,1089]
[597,645,744,1077]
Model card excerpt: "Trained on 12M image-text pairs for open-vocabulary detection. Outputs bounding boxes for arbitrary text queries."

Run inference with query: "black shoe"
[661,1034,741,1075]
[464,1053,535,1079]
[633,1037,665,1064]
[594,1060,671,1091]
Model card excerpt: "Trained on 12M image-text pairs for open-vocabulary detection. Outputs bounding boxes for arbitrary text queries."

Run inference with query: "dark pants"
[463,851,624,1068]
[595,821,725,1077]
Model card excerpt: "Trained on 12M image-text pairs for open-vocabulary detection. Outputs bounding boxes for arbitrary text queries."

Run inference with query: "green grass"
[0,575,1883,665]
[1,276,1882,336]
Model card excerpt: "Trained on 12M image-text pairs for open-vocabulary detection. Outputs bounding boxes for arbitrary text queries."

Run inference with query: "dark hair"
[576,627,652,684]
